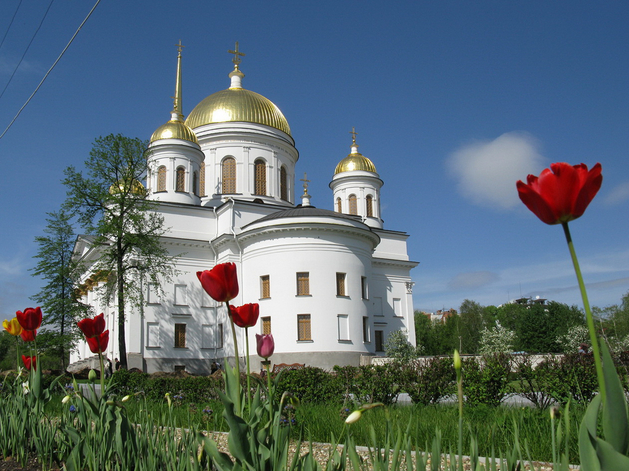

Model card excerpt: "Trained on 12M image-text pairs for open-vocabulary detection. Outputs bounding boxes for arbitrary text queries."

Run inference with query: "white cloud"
[446,131,545,210]
[448,271,499,290]
[604,182,629,206]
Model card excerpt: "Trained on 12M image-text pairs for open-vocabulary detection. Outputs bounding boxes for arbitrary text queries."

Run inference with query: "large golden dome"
[185,70,291,136]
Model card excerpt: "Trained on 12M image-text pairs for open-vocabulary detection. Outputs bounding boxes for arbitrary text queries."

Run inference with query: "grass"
[72,391,581,465]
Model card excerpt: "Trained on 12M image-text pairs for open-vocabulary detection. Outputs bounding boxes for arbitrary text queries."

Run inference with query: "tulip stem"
[226,301,242,412]
[245,327,251,409]
[562,222,605,400]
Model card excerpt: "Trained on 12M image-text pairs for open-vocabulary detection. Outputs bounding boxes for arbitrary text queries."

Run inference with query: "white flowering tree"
[478,322,516,355]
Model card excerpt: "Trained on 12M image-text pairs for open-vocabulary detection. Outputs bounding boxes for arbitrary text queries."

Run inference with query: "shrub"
[462,353,512,406]
[512,354,555,409]
[399,356,455,405]
[275,367,340,404]
[536,353,598,405]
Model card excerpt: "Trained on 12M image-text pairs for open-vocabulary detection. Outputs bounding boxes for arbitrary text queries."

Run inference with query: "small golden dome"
[150,118,199,144]
[109,179,146,196]
[334,151,377,175]
[185,87,291,136]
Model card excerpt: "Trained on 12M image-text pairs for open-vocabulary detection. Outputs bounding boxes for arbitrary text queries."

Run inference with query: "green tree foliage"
[413,310,461,355]
[459,299,485,354]
[497,301,584,353]
[63,134,177,368]
[30,210,83,370]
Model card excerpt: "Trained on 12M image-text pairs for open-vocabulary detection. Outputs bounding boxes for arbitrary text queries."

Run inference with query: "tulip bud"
[62,395,71,404]
[453,350,461,370]
[88,369,97,382]
[345,410,362,424]
[165,392,172,408]
[122,395,131,403]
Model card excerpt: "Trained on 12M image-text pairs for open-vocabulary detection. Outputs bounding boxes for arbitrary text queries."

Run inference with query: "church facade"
[70,45,418,373]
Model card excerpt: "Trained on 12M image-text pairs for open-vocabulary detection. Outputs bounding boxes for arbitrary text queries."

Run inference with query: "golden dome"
[150,117,199,144]
[185,85,291,136]
[109,179,146,196]
[334,151,377,175]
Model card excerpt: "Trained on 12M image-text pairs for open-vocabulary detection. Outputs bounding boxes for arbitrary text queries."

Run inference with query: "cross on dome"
[228,41,245,69]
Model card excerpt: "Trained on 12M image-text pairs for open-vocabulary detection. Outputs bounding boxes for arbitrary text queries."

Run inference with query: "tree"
[30,210,83,369]
[63,134,177,369]
[478,322,516,354]
[384,329,420,360]
[458,299,485,354]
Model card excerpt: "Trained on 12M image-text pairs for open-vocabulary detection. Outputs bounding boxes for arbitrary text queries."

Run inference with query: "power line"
[0,0,24,50]
[0,0,55,101]
[0,0,101,142]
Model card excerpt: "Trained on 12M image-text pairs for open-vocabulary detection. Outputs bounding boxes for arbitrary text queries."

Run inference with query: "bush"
[462,353,512,407]
[535,353,598,405]
[275,367,340,404]
[399,356,455,405]
[512,354,555,409]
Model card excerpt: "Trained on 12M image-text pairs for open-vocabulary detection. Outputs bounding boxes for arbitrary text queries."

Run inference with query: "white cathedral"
[70,44,418,373]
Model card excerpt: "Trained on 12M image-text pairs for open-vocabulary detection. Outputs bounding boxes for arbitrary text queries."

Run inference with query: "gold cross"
[228,41,245,67]
[300,172,310,192]
[350,127,358,145]
[175,39,184,55]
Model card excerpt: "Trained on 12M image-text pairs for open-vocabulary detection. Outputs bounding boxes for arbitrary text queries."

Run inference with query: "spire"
[171,40,185,122]
[349,127,359,154]
[228,41,245,89]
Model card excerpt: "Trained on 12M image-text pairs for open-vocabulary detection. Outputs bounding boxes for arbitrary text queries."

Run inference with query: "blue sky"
[1,1,628,325]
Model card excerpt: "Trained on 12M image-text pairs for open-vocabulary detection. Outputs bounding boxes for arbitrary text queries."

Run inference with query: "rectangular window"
[260,275,270,299]
[174,365,186,373]
[147,283,160,304]
[361,277,368,300]
[174,284,188,306]
[393,298,402,317]
[147,322,160,347]
[336,273,346,296]
[202,324,212,349]
[296,272,310,296]
[374,297,383,316]
[375,330,384,352]
[297,314,311,341]
[362,317,370,343]
[262,316,271,335]
[217,323,224,349]
[337,314,349,341]
[174,323,186,348]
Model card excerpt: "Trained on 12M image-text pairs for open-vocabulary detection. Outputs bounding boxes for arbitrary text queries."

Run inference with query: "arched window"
[222,157,236,194]
[366,195,373,217]
[349,194,357,215]
[199,164,205,197]
[280,166,288,201]
[336,197,342,213]
[193,171,198,196]
[176,166,185,192]
[254,159,266,196]
[157,166,167,192]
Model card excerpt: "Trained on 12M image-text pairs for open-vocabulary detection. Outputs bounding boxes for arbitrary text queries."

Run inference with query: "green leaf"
[595,436,629,470]
[600,340,629,455]
[578,395,602,471]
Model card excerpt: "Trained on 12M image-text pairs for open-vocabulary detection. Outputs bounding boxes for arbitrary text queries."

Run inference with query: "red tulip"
[77,313,106,338]
[22,355,36,371]
[229,303,260,328]
[86,330,109,354]
[256,334,274,359]
[20,329,37,342]
[197,263,239,303]
[78,313,109,354]
[516,162,602,225]
[16,307,42,331]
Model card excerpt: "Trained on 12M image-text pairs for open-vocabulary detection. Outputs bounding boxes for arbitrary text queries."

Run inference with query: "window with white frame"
[174,284,188,306]
[147,322,160,347]
[337,314,349,341]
